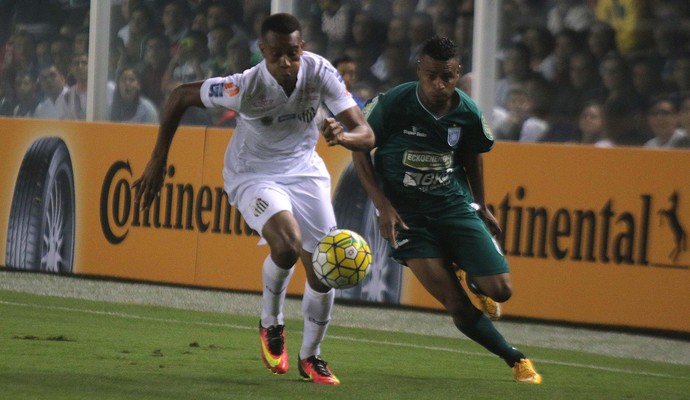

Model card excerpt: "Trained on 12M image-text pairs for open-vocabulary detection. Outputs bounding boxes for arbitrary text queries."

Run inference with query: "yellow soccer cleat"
[457,269,502,321]
[512,358,543,384]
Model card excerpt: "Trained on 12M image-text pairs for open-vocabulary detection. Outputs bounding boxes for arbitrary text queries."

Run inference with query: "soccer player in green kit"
[352,36,542,384]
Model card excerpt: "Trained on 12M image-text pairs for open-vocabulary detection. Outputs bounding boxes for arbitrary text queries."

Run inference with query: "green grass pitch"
[1,289,688,400]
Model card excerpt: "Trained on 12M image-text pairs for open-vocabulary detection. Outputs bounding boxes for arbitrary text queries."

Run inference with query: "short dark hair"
[261,13,302,37]
[422,36,457,61]
[332,55,355,68]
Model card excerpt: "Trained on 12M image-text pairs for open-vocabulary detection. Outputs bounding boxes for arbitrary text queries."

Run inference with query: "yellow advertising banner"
[1,119,688,333]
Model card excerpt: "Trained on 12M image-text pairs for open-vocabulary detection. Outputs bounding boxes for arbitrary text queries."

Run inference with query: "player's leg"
[405,258,542,384]
[237,185,300,375]
[289,176,340,385]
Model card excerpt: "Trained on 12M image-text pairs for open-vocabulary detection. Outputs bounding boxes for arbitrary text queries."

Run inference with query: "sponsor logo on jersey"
[297,106,316,123]
[253,198,269,217]
[402,170,451,190]
[208,83,224,97]
[402,150,453,170]
[278,113,296,122]
[252,95,273,107]
[403,126,428,138]
[447,126,461,146]
[209,82,240,97]
[224,82,240,96]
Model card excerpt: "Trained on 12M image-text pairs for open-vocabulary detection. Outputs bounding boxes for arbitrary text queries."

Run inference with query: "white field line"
[1,300,687,381]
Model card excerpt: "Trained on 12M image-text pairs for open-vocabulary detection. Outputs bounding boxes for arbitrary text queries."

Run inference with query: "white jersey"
[199,51,356,203]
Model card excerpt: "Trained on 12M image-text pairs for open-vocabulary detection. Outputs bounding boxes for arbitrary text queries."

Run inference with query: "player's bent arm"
[458,152,502,235]
[153,81,205,161]
[133,81,205,209]
[352,151,408,246]
[331,106,375,151]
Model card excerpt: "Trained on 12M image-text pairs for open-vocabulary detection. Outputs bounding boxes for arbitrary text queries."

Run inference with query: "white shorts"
[234,177,337,253]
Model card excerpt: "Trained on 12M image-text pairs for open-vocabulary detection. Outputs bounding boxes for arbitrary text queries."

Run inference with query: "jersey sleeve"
[199,75,242,110]
[320,61,357,116]
[460,98,495,153]
[363,94,389,147]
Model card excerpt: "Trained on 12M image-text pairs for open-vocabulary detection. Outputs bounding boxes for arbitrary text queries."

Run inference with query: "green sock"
[459,312,525,367]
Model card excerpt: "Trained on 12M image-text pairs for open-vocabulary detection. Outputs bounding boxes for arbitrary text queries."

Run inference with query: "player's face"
[416,54,460,112]
[260,30,303,91]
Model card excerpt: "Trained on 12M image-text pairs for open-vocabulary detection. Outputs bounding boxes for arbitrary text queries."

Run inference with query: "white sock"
[260,255,294,328]
[299,282,334,359]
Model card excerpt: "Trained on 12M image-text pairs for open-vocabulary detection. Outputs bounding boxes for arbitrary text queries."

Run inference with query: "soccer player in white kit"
[133,13,374,385]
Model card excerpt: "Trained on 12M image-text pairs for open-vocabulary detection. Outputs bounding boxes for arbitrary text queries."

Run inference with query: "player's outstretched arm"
[132,81,205,210]
[352,151,408,248]
[321,106,375,151]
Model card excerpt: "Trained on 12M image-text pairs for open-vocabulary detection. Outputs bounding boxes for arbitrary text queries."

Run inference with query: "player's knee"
[271,239,302,268]
[445,296,474,323]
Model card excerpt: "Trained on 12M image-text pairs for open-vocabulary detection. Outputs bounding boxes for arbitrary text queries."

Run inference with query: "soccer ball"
[312,229,372,289]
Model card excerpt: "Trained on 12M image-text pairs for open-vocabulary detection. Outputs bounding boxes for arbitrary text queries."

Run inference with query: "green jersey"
[363,82,494,212]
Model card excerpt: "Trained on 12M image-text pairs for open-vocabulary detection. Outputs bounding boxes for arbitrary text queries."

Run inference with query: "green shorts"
[390,203,509,277]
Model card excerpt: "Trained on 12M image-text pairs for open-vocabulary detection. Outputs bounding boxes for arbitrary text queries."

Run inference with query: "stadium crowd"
[2,0,690,148]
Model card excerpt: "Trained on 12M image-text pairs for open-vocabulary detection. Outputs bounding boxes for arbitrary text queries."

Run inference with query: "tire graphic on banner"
[5,137,75,273]
[332,162,403,304]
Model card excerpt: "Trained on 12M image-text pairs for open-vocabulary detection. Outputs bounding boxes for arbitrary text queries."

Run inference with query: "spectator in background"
[629,56,668,106]
[666,53,690,96]
[599,52,642,106]
[546,0,595,35]
[678,93,690,134]
[550,51,605,141]
[649,23,688,82]
[454,3,474,69]
[204,23,235,77]
[332,55,364,108]
[190,10,208,33]
[61,52,88,120]
[586,21,618,66]
[643,94,690,148]
[2,30,39,89]
[595,0,652,55]
[521,25,556,81]
[137,33,170,108]
[108,65,158,123]
[49,35,73,80]
[495,42,541,109]
[318,0,355,60]
[162,0,190,50]
[34,64,68,119]
[123,6,156,64]
[573,100,605,144]
[350,10,385,68]
[163,30,208,89]
[72,27,89,57]
[596,94,648,147]
[116,0,144,45]
[12,71,39,117]
[549,28,585,86]
[494,80,550,142]
[162,79,212,126]
[406,12,434,70]
[370,43,413,92]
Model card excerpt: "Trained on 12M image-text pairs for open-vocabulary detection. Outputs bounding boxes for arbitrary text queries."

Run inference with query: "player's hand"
[132,155,167,211]
[320,117,344,146]
[376,203,409,249]
[477,206,502,237]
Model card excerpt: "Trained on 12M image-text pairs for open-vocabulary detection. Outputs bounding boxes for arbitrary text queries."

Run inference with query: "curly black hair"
[422,36,457,61]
